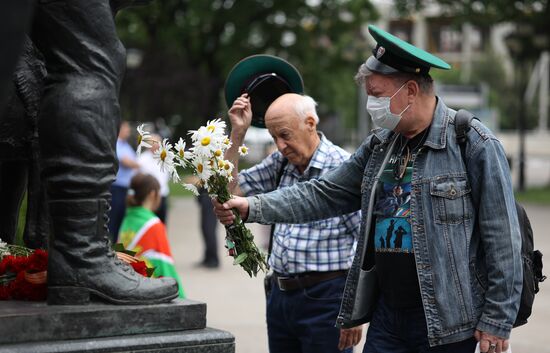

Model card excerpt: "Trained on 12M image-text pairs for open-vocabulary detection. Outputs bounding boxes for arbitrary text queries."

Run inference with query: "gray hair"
[293,95,320,124]
[354,61,434,94]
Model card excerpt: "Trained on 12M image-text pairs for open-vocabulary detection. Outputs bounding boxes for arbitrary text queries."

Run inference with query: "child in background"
[118,173,185,298]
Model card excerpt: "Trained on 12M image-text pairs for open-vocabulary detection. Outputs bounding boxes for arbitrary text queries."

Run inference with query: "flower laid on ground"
[136,121,267,277]
[0,240,154,301]
[0,240,47,301]
[113,243,155,277]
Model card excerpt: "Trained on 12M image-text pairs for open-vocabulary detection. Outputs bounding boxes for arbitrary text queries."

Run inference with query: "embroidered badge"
[376,46,385,59]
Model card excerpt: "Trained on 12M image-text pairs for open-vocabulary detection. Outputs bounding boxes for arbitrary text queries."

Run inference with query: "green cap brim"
[367,24,451,74]
[224,54,304,128]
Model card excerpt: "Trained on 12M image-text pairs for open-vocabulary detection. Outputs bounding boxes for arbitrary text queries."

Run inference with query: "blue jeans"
[363,299,477,353]
[267,275,352,353]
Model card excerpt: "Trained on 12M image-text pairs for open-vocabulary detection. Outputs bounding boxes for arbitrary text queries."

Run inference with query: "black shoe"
[194,260,219,269]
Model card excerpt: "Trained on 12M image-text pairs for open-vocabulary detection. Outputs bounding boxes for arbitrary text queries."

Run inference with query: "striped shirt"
[238,133,361,275]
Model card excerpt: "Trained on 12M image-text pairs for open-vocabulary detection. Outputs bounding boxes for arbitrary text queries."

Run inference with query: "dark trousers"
[363,298,477,353]
[108,185,127,243]
[266,275,352,353]
[197,190,218,265]
[155,196,168,224]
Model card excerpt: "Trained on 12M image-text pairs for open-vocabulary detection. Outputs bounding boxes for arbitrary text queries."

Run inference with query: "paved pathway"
[167,198,550,353]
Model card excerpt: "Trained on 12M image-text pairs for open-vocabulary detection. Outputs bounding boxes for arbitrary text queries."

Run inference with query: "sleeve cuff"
[476,317,513,339]
[246,196,261,223]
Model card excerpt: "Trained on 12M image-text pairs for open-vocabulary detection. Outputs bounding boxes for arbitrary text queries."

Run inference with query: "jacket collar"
[423,97,451,150]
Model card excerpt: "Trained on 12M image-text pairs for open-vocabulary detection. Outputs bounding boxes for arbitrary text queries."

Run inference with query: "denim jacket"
[247,98,522,346]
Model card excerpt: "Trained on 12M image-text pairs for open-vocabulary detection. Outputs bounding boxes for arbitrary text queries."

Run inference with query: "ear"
[406,80,419,102]
[304,116,316,131]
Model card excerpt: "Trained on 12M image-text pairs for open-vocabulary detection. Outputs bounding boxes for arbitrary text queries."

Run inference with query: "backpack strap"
[455,109,477,163]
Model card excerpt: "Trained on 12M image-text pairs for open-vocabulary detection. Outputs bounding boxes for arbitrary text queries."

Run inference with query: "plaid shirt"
[239,133,361,275]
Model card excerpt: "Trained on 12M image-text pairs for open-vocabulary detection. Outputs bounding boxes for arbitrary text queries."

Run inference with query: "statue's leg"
[0,0,33,110]
[32,0,178,305]
[0,161,28,244]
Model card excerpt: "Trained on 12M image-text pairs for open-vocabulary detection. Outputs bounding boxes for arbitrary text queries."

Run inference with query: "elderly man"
[215,26,522,353]
[223,54,363,353]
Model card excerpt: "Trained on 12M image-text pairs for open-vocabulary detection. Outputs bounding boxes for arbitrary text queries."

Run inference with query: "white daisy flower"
[193,128,217,157]
[221,137,232,150]
[182,183,199,196]
[153,138,176,175]
[187,126,206,143]
[170,169,181,183]
[205,119,226,137]
[219,160,234,177]
[0,238,9,256]
[238,144,249,156]
[136,124,153,156]
[192,157,213,182]
[174,138,189,160]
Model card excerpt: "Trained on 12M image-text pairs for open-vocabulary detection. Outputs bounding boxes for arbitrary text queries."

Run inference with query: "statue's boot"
[47,199,179,305]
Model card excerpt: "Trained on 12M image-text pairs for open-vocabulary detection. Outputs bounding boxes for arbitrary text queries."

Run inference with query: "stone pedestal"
[0,299,234,353]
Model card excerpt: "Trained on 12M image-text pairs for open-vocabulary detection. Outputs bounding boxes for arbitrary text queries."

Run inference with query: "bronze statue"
[0,37,49,250]
[1,0,179,305]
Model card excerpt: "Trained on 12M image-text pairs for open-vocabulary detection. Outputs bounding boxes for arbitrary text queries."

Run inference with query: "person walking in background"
[182,173,220,270]
[118,173,185,298]
[108,120,139,241]
[222,54,363,353]
[137,133,171,224]
[196,186,219,269]
[214,26,522,353]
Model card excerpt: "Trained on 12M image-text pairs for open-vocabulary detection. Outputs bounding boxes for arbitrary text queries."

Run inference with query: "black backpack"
[455,109,546,327]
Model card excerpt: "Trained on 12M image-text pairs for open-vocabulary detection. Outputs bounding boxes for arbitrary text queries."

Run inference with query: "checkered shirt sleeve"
[238,134,361,275]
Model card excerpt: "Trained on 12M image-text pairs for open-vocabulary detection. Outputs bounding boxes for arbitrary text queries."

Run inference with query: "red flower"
[0,285,10,300]
[228,248,236,257]
[131,261,148,277]
[0,249,49,301]
[7,255,30,273]
[11,272,47,301]
[0,256,9,275]
[27,250,48,272]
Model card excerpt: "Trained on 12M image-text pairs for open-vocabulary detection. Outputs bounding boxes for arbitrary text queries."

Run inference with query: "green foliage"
[15,192,27,246]
[115,0,378,139]
[393,0,548,131]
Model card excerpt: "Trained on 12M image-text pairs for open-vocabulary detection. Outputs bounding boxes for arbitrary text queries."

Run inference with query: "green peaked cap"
[367,24,451,75]
[224,54,304,128]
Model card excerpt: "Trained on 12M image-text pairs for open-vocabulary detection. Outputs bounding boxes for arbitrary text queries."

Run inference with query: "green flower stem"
[210,174,267,277]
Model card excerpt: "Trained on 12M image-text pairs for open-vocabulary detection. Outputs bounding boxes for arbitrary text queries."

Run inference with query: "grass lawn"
[169,182,196,198]
[515,186,550,205]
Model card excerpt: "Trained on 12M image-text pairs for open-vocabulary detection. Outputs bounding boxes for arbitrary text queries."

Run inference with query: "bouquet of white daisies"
[136,120,267,277]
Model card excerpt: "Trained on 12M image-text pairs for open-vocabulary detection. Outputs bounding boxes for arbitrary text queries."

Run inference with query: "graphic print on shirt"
[373,164,413,253]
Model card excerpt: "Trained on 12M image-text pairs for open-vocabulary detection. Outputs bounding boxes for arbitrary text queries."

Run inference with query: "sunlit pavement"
[168,197,550,353]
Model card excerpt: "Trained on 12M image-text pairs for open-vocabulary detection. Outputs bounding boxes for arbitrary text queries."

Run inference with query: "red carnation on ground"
[131,261,149,277]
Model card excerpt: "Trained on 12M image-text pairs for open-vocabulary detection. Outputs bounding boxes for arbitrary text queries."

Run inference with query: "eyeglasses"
[393,145,411,180]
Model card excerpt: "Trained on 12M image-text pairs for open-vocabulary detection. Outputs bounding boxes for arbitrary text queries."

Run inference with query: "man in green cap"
[214,27,521,353]
[222,54,364,353]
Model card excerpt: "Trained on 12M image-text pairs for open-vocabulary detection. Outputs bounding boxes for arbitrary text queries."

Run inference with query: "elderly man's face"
[265,98,317,171]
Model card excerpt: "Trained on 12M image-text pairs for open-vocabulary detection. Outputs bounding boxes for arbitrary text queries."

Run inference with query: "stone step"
[0,327,235,353]
[0,298,206,345]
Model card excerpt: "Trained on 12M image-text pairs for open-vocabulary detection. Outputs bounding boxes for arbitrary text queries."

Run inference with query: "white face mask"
[366,83,410,130]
